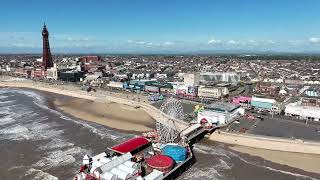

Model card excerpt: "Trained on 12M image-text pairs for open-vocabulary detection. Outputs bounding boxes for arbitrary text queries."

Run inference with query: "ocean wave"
[0,103,37,126]
[181,157,232,180]
[0,99,16,104]
[25,168,58,180]
[193,144,232,159]
[181,144,234,180]
[181,166,230,180]
[0,114,16,126]
[0,95,9,99]
[0,124,29,135]
[6,88,128,141]
[0,89,95,178]
[213,159,232,171]
[34,150,76,170]
[0,119,65,141]
[38,138,74,151]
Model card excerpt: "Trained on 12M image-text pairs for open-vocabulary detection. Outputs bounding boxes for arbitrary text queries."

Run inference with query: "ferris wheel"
[156,120,180,144]
[160,97,184,120]
[156,98,184,143]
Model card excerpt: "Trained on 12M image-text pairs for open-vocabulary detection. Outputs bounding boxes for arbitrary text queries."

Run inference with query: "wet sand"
[229,145,320,174]
[54,98,155,133]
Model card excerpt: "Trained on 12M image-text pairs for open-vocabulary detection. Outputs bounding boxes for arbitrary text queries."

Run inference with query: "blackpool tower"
[42,23,54,69]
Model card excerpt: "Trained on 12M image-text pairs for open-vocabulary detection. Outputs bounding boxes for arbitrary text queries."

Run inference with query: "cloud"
[127,40,184,48]
[246,39,276,45]
[128,40,148,45]
[288,40,302,45]
[65,36,90,42]
[10,43,40,48]
[164,41,175,46]
[266,40,275,44]
[207,38,221,44]
[309,37,320,43]
[163,41,184,46]
[227,40,238,44]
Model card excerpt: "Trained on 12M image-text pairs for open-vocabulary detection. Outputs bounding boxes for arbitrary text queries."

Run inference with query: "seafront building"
[285,102,320,121]
[200,72,240,85]
[250,96,278,111]
[197,102,245,126]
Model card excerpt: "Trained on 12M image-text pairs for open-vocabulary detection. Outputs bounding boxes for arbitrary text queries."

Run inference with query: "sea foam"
[25,168,58,180]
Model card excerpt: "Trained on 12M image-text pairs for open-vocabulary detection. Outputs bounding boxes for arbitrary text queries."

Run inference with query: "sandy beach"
[229,145,320,174]
[54,98,155,133]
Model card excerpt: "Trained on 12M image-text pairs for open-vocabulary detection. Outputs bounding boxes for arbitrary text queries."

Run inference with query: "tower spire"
[42,23,53,70]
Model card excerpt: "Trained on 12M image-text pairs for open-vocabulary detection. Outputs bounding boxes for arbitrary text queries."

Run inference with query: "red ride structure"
[146,154,174,174]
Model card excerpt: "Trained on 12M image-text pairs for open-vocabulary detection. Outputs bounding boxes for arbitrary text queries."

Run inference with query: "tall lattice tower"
[42,23,54,69]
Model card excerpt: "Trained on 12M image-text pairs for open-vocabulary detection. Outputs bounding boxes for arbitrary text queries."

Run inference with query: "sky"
[0,0,320,53]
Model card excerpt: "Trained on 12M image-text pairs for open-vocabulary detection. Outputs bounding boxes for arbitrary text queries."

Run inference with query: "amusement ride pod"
[162,144,187,162]
[146,154,174,174]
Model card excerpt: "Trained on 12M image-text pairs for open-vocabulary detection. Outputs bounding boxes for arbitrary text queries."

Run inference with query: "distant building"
[232,96,252,108]
[46,63,58,80]
[285,102,320,121]
[184,73,200,86]
[58,70,84,82]
[155,73,167,80]
[200,72,240,85]
[300,88,320,107]
[107,81,124,89]
[301,97,320,107]
[79,56,102,64]
[198,87,228,99]
[197,102,244,125]
[255,82,280,96]
[32,68,46,79]
[305,88,319,97]
[284,79,304,85]
[123,79,157,91]
[251,96,280,113]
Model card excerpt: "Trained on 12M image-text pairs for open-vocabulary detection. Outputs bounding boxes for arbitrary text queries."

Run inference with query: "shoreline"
[0,80,189,131]
[53,97,155,133]
[228,145,320,175]
[0,85,156,133]
[209,131,320,155]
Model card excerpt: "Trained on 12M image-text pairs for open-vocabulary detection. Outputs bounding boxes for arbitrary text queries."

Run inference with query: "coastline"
[209,131,320,154]
[209,131,320,174]
[0,80,189,131]
[229,145,320,175]
[53,97,155,133]
[0,82,156,133]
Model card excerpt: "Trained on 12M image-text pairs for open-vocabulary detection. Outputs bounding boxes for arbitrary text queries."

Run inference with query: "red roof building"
[110,137,150,155]
[79,56,102,64]
[31,68,47,78]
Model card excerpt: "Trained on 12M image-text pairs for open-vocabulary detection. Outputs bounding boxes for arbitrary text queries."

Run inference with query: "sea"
[0,88,318,180]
